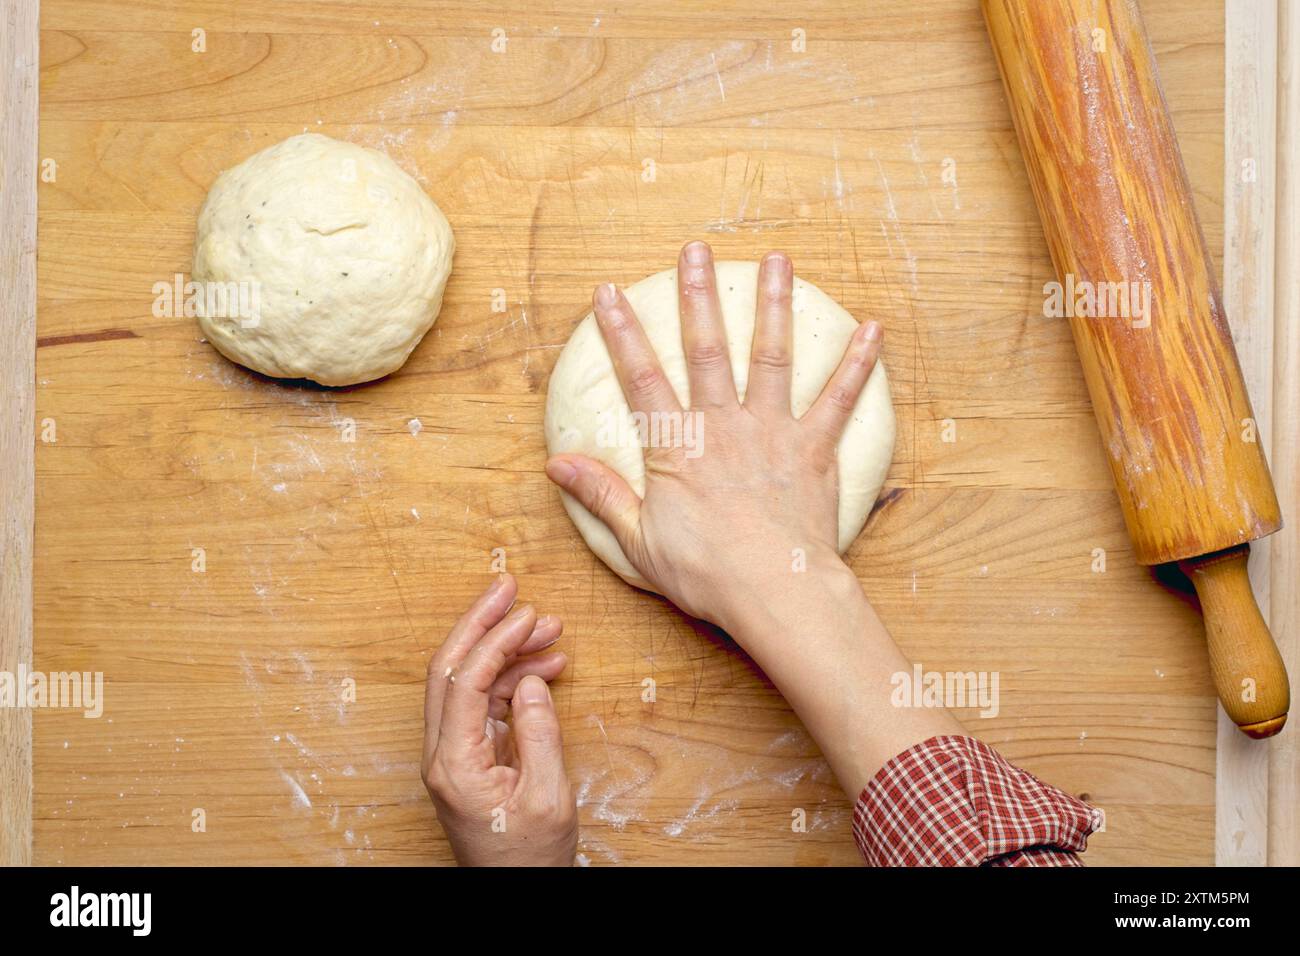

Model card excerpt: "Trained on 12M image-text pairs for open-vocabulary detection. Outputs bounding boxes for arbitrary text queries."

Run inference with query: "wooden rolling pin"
[982,0,1289,736]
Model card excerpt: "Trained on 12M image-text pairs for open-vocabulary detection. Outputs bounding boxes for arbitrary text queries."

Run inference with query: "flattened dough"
[544,260,895,591]
[192,133,454,386]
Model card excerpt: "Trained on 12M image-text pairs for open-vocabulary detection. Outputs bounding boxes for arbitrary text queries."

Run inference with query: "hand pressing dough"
[544,260,895,591]
[192,133,454,386]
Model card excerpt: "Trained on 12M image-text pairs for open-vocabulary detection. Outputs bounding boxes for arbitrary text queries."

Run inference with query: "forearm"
[716,550,964,798]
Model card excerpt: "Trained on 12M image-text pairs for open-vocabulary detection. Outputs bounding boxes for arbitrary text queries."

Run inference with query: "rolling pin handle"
[1179,544,1290,738]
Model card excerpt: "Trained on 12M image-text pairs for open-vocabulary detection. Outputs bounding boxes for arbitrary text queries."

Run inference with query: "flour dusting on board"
[280,771,313,809]
[663,766,760,838]
[342,55,465,178]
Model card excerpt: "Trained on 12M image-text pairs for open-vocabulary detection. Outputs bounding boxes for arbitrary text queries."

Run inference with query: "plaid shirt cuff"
[852,734,1100,867]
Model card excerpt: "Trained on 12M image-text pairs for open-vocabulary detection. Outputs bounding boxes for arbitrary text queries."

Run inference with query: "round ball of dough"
[544,260,895,591]
[192,133,454,386]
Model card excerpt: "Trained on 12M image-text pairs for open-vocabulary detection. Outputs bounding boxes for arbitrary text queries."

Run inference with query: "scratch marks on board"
[706,152,771,233]
[872,152,919,296]
[709,51,727,102]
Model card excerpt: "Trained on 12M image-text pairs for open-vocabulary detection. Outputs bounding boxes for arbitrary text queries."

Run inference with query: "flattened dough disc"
[544,261,896,591]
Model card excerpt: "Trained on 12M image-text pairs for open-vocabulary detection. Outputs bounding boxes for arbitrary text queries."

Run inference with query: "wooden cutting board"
[30,0,1230,865]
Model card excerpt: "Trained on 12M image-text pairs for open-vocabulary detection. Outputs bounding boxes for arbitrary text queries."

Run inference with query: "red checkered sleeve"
[852,734,1100,867]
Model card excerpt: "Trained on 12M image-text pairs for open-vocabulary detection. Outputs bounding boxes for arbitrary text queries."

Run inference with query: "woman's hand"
[544,241,882,628]
[421,574,577,866]
[542,242,960,796]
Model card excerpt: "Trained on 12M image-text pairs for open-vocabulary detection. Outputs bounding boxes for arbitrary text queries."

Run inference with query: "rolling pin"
[982,0,1289,736]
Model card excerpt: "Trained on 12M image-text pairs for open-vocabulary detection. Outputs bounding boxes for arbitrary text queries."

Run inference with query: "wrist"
[713,546,862,643]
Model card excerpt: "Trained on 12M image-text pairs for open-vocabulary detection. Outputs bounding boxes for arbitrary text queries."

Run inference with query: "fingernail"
[762,254,791,291]
[509,602,534,622]
[488,573,508,595]
[545,458,577,486]
[595,282,618,307]
[683,241,711,265]
[762,251,790,273]
[861,320,883,343]
[518,676,550,706]
[535,616,562,649]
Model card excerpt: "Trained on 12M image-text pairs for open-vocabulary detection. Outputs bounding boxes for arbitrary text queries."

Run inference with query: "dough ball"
[544,260,896,591]
[192,133,454,386]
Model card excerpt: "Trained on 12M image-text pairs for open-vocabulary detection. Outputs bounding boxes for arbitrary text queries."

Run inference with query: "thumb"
[545,454,642,553]
[511,675,567,787]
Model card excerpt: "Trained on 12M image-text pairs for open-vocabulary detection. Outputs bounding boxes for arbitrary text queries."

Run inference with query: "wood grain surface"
[1219,0,1275,864]
[1,0,39,867]
[1268,0,1300,866]
[32,0,1236,865]
[984,0,1288,738]
[984,0,1280,571]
